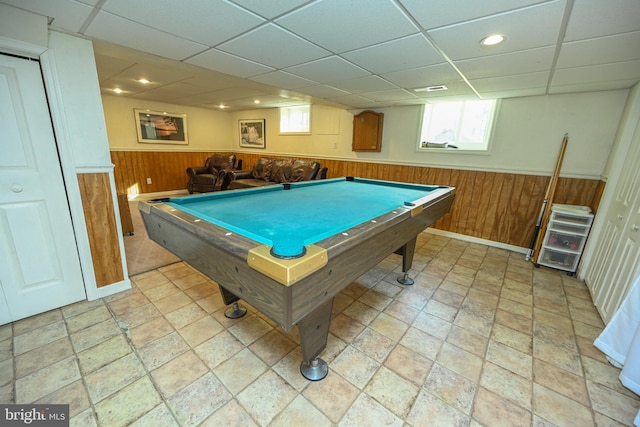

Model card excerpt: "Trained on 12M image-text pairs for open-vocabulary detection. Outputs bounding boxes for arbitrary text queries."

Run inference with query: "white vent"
[414,85,448,92]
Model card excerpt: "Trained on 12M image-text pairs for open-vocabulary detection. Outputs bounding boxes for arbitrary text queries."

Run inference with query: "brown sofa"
[226,157,327,190]
[187,154,242,193]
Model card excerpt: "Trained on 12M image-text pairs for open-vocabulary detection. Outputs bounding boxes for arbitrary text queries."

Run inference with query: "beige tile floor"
[122,199,180,276]
[2,231,640,426]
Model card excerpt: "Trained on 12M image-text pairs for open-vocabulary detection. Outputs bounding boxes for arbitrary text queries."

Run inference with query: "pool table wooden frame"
[139,178,455,380]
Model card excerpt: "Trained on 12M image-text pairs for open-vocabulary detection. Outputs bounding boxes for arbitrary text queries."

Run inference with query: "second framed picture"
[239,119,265,148]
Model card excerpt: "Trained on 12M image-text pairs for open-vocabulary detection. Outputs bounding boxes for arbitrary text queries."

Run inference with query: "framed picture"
[239,119,265,148]
[135,109,188,145]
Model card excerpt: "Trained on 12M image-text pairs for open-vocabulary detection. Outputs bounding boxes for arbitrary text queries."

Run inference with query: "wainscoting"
[110,151,604,249]
[77,172,124,287]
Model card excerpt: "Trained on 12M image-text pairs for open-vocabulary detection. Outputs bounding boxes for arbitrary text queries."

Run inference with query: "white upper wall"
[371,90,628,179]
[103,95,233,151]
[227,90,627,179]
[46,31,112,170]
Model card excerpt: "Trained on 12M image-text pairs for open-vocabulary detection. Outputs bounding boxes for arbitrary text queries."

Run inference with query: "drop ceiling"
[3,0,640,110]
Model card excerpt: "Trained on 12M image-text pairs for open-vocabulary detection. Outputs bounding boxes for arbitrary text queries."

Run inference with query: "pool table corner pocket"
[247,244,328,285]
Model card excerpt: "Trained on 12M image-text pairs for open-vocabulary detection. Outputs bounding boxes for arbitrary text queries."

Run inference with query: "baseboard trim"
[425,228,528,255]
[89,279,132,300]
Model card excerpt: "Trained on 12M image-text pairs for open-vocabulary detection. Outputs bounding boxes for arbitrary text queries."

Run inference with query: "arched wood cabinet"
[352,110,383,152]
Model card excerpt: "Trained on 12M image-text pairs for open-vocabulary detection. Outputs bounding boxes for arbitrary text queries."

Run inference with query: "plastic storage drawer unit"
[537,205,593,273]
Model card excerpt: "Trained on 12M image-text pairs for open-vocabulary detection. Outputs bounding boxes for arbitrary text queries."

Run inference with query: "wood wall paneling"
[77,173,124,287]
[110,151,216,194]
[110,151,604,249]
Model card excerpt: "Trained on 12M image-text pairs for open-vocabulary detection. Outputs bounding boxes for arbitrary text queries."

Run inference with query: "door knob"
[632,224,639,232]
[10,184,23,193]
[617,214,623,220]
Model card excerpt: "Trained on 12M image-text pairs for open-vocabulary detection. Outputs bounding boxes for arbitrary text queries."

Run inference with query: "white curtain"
[594,274,640,426]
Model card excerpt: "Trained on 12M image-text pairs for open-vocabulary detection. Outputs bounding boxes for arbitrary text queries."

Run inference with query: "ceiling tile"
[476,87,546,99]
[326,94,383,109]
[8,0,639,109]
[557,32,640,68]
[94,53,136,82]
[99,77,146,96]
[469,72,549,100]
[181,72,240,90]
[230,0,311,19]
[102,0,265,46]
[170,87,267,106]
[455,46,556,79]
[126,86,213,103]
[470,71,549,90]
[102,63,194,85]
[300,85,349,98]
[564,0,640,42]
[284,56,370,83]
[217,23,330,68]
[330,76,398,93]
[551,61,640,86]
[249,71,317,89]
[398,0,548,30]
[360,89,418,102]
[204,87,269,102]
[276,0,419,53]
[548,79,640,94]
[138,82,226,101]
[219,94,311,109]
[342,34,444,74]
[427,1,565,60]
[1,0,94,32]
[187,48,274,78]
[382,63,460,89]
[85,11,207,60]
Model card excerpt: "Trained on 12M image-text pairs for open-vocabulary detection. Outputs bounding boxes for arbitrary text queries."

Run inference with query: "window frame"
[279,104,311,135]
[416,99,499,153]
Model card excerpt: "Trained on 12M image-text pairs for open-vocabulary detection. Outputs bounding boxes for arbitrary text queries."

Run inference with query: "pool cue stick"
[529,133,569,264]
[525,199,548,261]
[525,151,559,261]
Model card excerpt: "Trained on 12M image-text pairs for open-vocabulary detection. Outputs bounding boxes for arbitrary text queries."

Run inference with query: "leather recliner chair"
[186,154,242,193]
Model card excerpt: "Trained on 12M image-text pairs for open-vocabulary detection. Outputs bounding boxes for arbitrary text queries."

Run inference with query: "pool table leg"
[218,285,247,319]
[396,236,417,285]
[298,298,333,381]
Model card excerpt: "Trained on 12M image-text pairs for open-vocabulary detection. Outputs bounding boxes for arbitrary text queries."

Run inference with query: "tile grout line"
[101,292,184,426]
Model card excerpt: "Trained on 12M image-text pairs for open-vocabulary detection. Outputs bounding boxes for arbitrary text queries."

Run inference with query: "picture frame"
[239,119,266,149]
[135,109,188,145]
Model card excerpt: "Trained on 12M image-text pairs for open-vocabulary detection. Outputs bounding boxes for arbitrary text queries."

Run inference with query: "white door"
[0,54,85,324]
[585,119,640,323]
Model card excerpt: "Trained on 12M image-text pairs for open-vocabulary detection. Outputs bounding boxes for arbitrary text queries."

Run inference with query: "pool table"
[139,177,455,380]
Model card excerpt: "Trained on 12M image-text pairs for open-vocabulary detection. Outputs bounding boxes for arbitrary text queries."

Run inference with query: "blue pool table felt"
[168,178,439,257]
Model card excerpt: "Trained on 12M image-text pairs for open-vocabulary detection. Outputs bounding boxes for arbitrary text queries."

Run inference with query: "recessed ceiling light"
[219,104,226,109]
[254,100,260,104]
[113,88,123,94]
[138,78,150,84]
[480,34,505,46]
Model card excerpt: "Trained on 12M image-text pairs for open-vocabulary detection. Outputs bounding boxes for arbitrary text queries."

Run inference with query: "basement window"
[280,105,311,134]
[417,99,497,151]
